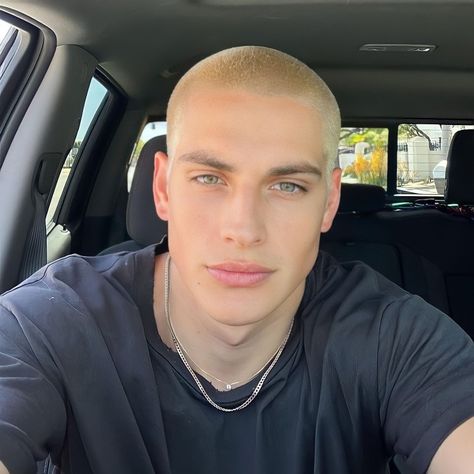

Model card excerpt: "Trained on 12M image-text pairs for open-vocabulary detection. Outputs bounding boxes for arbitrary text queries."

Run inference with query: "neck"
[153,253,301,390]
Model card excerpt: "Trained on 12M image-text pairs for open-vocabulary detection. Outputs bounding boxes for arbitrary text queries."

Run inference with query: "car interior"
[0,1,473,472]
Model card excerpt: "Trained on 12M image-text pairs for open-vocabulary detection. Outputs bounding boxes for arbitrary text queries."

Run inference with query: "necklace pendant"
[225,383,232,391]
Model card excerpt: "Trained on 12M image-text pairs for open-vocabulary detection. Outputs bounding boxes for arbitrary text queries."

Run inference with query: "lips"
[207,262,274,287]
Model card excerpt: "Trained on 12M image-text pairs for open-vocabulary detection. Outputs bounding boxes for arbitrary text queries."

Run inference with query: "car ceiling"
[3,0,474,119]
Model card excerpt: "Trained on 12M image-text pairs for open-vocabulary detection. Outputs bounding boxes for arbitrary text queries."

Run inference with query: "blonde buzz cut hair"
[167,45,341,179]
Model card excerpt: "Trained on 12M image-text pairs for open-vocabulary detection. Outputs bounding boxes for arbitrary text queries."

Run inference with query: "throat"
[167,310,295,393]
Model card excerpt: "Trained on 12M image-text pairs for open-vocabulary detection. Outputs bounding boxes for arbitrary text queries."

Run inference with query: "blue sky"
[76,80,108,142]
[0,20,11,41]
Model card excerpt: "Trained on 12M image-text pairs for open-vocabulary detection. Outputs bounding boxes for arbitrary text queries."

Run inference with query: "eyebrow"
[177,151,323,178]
[178,151,235,172]
[267,163,322,178]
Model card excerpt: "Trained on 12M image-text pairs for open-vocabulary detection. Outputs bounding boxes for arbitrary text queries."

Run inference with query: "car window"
[0,18,14,52]
[0,18,10,36]
[0,16,23,147]
[128,120,167,191]
[46,77,108,225]
[338,127,389,189]
[397,123,474,195]
[0,18,17,79]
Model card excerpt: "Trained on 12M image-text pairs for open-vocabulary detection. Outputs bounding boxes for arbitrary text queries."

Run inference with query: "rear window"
[129,122,474,199]
[397,123,474,195]
[338,127,388,189]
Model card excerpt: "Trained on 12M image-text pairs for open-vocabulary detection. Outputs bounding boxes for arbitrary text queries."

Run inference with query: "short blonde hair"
[167,46,341,178]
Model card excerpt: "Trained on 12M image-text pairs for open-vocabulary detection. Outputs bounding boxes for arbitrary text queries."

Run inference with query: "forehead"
[173,86,323,165]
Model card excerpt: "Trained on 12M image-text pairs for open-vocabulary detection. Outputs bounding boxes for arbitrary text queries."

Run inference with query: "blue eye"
[196,175,222,185]
[273,182,306,193]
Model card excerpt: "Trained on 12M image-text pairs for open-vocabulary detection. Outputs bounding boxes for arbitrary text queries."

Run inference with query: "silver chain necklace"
[168,314,283,391]
[164,254,294,412]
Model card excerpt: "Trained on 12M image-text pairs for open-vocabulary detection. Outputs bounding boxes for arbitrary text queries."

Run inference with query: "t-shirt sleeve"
[0,303,67,474]
[378,295,474,474]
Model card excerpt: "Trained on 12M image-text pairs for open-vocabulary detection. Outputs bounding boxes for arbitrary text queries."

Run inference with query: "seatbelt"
[18,189,47,281]
[18,152,63,281]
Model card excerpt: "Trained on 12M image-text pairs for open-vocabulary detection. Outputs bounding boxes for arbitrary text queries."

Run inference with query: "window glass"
[338,127,388,189]
[128,121,167,191]
[0,19,12,43]
[0,18,19,113]
[397,123,474,195]
[46,77,108,224]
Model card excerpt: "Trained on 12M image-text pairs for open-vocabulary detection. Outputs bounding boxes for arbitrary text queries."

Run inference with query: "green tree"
[398,123,433,142]
[340,127,388,148]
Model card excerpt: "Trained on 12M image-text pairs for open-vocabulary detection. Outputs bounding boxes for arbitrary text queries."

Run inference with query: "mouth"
[206,262,274,288]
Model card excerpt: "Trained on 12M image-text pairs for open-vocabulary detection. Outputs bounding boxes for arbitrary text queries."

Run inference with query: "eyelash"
[193,175,307,194]
[271,182,307,194]
[194,175,224,186]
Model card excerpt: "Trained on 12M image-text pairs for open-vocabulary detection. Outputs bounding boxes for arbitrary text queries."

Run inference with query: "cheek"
[290,234,320,282]
[272,211,321,262]
[168,190,218,240]
[282,200,325,258]
[271,195,326,235]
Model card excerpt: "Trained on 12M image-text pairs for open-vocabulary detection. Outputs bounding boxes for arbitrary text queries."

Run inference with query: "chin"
[203,300,272,327]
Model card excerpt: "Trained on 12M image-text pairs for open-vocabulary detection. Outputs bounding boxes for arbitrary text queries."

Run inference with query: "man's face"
[153,86,341,328]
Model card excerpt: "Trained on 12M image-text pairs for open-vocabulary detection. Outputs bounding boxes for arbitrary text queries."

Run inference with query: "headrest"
[338,183,386,213]
[127,135,168,246]
[445,129,474,205]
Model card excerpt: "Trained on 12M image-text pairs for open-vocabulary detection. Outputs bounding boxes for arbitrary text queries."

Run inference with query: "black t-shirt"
[0,240,474,474]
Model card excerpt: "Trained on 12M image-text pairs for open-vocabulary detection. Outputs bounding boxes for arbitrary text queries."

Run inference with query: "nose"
[220,187,266,247]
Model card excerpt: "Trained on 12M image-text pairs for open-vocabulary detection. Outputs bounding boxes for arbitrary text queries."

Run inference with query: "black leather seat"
[321,184,451,315]
[438,130,474,335]
[445,129,474,206]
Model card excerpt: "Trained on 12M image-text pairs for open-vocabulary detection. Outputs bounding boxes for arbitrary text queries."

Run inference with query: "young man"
[0,46,473,474]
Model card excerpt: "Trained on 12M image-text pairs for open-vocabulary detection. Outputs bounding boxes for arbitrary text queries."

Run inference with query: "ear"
[321,168,342,233]
[152,151,170,221]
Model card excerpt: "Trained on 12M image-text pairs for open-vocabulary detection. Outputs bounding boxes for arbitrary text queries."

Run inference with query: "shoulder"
[0,246,156,337]
[2,250,132,311]
[303,250,410,324]
[300,251,459,369]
